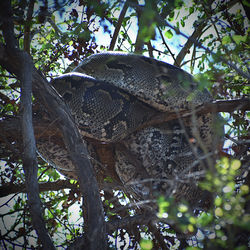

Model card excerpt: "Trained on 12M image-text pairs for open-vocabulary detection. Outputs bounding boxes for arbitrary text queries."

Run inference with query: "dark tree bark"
[174,21,207,67]
[109,0,129,50]
[20,52,55,250]
[0,0,55,248]
[0,1,107,249]
[0,180,78,198]
[141,98,250,129]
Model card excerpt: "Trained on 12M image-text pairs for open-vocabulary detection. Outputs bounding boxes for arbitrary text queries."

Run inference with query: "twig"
[128,1,250,79]
[109,1,129,50]
[174,20,207,67]
[157,26,177,65]
[146,41,154,57]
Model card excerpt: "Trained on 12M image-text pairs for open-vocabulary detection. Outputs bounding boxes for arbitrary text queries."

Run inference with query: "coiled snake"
[37,52,221,209]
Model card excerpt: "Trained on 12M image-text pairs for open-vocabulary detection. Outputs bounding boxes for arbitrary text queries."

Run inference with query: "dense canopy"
[0,0,249,249]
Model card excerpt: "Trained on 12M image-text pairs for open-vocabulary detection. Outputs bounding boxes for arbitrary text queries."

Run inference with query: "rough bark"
[20,52,55,250]
[0,0,55,248]
[109,0,129,50]
[141,98,250,129]
[0,1,107,248]
[0,180,78,198]
[174,21,207,67]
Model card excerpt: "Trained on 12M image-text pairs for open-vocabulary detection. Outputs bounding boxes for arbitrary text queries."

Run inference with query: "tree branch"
[109,0,129,50]
[0,180,77,198]
[0,3,107,248]
[128,1,250,79]
[0,46,107,248]
[20,51,55,250]
[140,98,250,129]
[158,26,177,65]
[23,0,35,53]
[0,0,55,248]
[174,20,207,67]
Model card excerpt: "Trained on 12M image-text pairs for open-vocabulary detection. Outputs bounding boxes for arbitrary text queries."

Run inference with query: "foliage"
[0,0,249,249]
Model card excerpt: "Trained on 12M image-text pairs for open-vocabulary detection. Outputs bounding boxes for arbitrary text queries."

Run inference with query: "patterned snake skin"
[37,52,221,209]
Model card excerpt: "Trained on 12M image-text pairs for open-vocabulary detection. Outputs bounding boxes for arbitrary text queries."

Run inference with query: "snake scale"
[37,52,221,209]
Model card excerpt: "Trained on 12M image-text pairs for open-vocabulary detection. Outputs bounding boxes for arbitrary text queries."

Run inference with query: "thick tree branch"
[0,47,107,248]
[0,0,18,49]
[0,180,78,198]
[141,98,250,129]
[20,51,55,250]
[0,4,107,248]
[0,54,107,249]
[107,213,152,233]
[0,97,248,159]
[1,0,55,248]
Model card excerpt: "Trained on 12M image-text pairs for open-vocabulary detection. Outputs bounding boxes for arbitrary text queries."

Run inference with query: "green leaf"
[242,0,250,7]
[222,36,231,45]
[215,197,222,206]
[140,239,153,250]
[232,35,247,44]
[240,185,249,194]
[181,19,185,27]
[178,204,188,213]
[231,159,241,170]
[165,29,173,39]
[157,196,170,217]
[197,212,213,226]
[215,207,223,217]
[189,6,194,15]
[235,246,248,250]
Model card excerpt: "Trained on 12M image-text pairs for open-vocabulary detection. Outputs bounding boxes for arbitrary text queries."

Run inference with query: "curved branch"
[0,0,55,248]
[0,17,107,250]
[0,47,107,248]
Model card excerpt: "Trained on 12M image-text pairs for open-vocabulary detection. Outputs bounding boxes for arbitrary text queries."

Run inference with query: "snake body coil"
[37,52,221,209]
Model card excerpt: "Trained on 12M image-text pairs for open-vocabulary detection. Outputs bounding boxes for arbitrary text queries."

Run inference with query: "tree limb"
[0,46,107,248]
[141,98,250,129]
[0,3,107,248]
[0,180,77,198]
[174,20,207,67]
[0,0,55,248]
[109,0,129,50]
[20,51,55,250]
[23,0,35,53]
[128,1,250,79]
